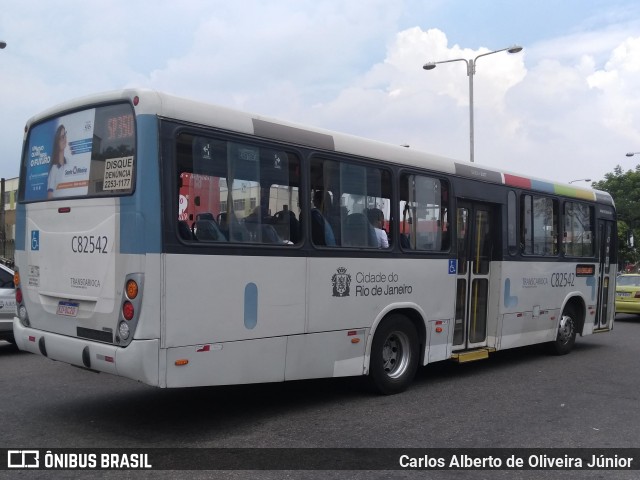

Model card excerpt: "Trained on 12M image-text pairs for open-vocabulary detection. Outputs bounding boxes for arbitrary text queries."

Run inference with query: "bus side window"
[399,174,448,251]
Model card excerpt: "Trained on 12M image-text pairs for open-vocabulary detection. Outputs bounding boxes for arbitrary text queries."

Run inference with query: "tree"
[592,164,640,269]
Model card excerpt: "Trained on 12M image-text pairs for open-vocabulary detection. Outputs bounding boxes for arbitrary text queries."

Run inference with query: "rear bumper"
[13,318,160,386]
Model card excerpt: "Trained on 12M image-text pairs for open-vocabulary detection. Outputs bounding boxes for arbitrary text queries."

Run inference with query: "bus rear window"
[21,103,136,201]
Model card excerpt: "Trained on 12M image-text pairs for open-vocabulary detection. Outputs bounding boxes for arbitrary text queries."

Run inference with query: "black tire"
[549,305,578,355]
[368,314,419,395]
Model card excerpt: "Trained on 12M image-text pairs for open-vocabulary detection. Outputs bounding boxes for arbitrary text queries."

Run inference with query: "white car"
[0,262,16,343]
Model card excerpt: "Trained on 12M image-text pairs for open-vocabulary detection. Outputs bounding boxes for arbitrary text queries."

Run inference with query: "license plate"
[617,292,631,298]
[57,301,79,317]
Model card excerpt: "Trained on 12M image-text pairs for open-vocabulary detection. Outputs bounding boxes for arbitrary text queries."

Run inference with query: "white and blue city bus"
[13,89,616,394]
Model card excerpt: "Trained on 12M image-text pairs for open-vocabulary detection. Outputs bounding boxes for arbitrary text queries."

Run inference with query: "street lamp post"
[423,45,523,162]
[568,178,591,184]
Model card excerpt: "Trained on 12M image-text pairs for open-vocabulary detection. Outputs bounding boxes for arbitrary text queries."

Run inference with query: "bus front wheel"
[368,315,419,395]
[549,305,577,355]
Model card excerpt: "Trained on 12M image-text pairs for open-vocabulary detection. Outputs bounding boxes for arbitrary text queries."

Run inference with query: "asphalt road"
[1,315,639,479]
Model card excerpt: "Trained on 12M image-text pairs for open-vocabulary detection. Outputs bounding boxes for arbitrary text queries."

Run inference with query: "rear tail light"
[116,274,144,346]
[126,279,138,299]
[118,321,130,340]
[122,301,134,320]
[13,267,30,326]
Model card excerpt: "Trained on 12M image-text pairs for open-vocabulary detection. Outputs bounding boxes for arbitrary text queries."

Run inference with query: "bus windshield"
[21,103,136,202]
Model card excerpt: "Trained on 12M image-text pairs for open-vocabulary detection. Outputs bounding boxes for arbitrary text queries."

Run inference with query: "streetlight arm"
[423,57,469,71]
[474,45,522,63]
[472,45,523,74]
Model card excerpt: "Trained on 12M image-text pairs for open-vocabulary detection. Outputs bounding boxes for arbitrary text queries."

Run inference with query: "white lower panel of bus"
[428,319,452,363]
[165,337,287,388]
[498,311,559,350]
[285,329,367,380]
[165,329,368,388]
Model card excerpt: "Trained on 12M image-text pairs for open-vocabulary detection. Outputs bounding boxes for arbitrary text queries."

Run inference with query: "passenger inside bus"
[272,207,300,244]
[310,190,336,246]
[343,212,378,247]
[366,208,389,248]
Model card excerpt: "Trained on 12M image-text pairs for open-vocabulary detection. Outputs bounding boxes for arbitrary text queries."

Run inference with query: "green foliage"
[593,164,640,268]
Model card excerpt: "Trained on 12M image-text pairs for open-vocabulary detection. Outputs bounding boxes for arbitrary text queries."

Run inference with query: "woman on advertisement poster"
[47,124,67,199]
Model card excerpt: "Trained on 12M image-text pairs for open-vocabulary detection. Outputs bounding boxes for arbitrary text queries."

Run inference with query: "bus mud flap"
[38,336,47,357]
[82,346,91,369]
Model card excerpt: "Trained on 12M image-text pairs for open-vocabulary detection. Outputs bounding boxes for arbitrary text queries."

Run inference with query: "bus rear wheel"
[368,314,419,395]
[549,305,577,355]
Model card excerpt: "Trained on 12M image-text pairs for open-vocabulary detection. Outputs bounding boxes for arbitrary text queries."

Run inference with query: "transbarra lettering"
[71,277,101,288]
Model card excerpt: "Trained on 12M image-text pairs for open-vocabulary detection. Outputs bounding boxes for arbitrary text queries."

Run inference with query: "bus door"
[453,201,495,350]
[595,220,615,329]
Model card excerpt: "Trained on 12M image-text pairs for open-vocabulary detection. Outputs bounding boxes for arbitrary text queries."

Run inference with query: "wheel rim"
[558,314,575,345]
[382,330,411,379]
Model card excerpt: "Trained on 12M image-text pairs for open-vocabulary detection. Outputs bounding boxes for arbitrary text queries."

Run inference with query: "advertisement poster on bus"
[24,109,95,201]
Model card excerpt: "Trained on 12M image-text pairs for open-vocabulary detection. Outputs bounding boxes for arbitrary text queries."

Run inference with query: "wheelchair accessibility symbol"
[448,259,457,274]
[31,230,40,251]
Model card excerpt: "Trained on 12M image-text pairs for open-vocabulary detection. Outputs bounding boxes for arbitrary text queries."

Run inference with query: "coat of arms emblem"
[332,267,351,297]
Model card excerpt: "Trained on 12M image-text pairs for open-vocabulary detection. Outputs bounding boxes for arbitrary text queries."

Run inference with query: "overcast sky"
[1,0,640,185]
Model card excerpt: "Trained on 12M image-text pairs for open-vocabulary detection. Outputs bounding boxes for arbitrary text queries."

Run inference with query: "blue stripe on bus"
[119,114,162,254]
[504,278,518,308]
[529,179,555,194]
[15,203,26,250]
[244,283,258,329]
